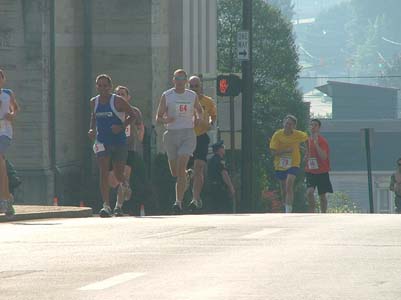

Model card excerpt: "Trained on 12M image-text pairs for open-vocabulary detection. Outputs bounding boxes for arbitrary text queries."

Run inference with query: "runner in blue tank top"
[88,74,141,217]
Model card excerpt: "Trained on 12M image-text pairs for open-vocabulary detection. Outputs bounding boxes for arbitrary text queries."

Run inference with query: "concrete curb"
[0,205,93,223]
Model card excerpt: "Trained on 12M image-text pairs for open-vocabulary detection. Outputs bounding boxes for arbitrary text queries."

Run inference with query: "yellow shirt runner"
[194,95,217,136]
[269,129,308,170]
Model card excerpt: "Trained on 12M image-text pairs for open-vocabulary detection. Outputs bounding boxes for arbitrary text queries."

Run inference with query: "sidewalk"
[0,205,93,222]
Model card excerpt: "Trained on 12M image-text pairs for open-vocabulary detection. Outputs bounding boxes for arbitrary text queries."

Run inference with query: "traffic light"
[216,74,241,97]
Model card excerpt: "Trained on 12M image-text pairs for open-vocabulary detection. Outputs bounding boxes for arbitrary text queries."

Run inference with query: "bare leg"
[192,159,206,201]
[306,187,316,213]
[319,193,328,213]
[97,156,111,207]
[176,155,190,206]
[0,155,10,200]
[112,161,128,208]
[285,174,296,212]
[279,180,286,212]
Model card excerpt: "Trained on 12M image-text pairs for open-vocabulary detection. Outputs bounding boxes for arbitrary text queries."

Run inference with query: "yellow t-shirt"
[194,94,217,136]
[269,129,308,170]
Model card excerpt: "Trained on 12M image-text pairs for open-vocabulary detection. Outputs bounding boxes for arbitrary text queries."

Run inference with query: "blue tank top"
[95,94,126,145]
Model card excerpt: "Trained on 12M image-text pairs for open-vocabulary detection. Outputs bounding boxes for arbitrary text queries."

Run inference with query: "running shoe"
[99,205,112,218]
[0,200,7,213]
[113,206,124,217]
[188,199,203,214]
[172,202,183,215]
[5,200,15,217]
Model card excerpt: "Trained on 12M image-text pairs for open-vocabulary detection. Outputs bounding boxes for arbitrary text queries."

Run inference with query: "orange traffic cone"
[140,204,145,217]
[53,197,58,206]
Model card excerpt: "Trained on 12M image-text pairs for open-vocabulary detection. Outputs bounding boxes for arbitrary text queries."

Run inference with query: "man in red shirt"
[305,119,333,213]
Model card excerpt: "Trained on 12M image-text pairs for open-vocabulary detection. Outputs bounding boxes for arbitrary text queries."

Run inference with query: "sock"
[174,201,182,208]
[285,204,293,213]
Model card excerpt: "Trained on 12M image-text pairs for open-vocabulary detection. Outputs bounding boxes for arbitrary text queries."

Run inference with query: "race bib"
[176,102,192,118]
[93,142,105,154]
[308,157,319,170]
[125,125,131,137]
[279,156,292,169]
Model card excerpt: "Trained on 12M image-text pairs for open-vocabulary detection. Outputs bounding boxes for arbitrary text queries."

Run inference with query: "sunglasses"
[174,76,187,81]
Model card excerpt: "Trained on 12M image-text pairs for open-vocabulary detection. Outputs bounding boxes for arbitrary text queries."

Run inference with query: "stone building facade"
[0,0,217,205]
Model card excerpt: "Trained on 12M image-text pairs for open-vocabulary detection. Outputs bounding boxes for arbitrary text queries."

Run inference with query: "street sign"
[237,31,249,61]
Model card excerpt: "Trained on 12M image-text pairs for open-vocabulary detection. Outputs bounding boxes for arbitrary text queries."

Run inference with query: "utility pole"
[241,0,253,212]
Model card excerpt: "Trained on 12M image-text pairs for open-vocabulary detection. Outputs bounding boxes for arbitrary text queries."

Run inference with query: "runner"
[155,69,203,214]
[88,74,141,217]
[0,69,20,217]
[187,75,217,211]
[305,118,333,213]
[270,114,308,213]
[111,85,145,216]
[389,157,401,214]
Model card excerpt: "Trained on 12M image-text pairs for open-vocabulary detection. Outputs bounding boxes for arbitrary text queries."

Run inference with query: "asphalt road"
[1,213,401,300]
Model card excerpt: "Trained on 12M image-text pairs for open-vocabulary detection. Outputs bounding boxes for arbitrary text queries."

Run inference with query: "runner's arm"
[313,138,328,160]
[4,91,20,122]
[194,95,203,121]
[131,106,145,142]
[155,94,174,124]
[88,98,96,141]
[270,148,293,157]
[210,99,217,125]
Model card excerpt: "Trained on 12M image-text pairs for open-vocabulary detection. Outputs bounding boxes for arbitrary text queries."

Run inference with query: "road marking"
[78,272,146,291]
[242,228,283,239]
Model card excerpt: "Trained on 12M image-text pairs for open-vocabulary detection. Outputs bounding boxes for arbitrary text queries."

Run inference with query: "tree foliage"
[301,0,401,83]
[217,0,308,209]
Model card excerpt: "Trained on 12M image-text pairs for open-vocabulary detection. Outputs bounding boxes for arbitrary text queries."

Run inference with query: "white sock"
[174,201,182,208]
[285,204,292,213]
[116,186,124,208]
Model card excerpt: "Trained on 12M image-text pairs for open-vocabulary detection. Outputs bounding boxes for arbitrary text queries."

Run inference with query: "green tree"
[300,2,352,73]
[217,0,308,211]
[346,0,401,80]
[267,0,294,20]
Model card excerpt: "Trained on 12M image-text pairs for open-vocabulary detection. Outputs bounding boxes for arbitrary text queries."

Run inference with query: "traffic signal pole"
[241,0,253,212]
[230,95,236,213]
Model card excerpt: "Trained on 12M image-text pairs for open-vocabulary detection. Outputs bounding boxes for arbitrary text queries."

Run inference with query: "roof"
[315,81,399,97]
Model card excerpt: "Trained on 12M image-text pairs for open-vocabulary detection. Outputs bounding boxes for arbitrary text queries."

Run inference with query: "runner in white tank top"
[156,69,203,213]
[0,69,20,217]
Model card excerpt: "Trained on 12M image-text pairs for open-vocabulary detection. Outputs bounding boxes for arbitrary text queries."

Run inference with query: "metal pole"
[364,128,374,213]
[229,95,236,213]
[241,0,253,212]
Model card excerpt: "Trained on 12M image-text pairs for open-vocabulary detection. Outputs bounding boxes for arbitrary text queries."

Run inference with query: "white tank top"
[0,89,13,139]
[163,88,196,130]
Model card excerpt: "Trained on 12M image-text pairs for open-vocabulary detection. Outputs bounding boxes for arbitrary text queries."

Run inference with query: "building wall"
[54,0,86,204]
[0,0,218,205]
[91,0,153,121]
[0,0,54,204]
